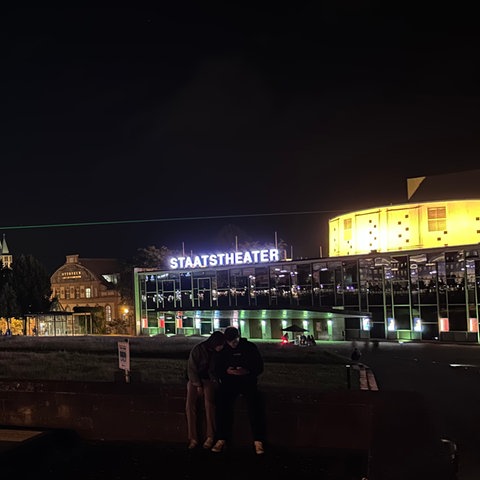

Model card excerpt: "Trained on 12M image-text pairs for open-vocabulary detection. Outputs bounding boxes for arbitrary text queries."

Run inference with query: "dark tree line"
[0,254,52,331]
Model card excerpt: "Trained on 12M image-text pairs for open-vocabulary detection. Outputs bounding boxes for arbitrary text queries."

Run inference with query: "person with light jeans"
[186,331,225,450]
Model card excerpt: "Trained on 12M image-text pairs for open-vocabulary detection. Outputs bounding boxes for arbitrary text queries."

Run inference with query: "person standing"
[186,330,225,450]
[211,326,266,455]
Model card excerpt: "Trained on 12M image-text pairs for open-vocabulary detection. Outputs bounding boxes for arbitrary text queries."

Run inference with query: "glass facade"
[24,313,94,336]
[134,245,480,343]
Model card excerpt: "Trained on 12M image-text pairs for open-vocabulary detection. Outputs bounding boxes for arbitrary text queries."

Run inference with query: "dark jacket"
[351,348,362,362]
[215,338,264,386]
[187,339,220,387]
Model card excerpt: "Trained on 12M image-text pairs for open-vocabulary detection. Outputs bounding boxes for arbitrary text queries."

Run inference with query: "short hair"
[209,330,225,347]
[224,326,240,341]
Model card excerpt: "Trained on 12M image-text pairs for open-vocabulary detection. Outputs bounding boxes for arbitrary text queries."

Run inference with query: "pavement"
[0,429,368,479]
[0,427,54,455]
[354,363,379,391]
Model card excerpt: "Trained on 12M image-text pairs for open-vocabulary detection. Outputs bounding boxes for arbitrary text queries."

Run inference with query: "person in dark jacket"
[351,347,362,362]
[186,330,225,450]
[211,326,266,455]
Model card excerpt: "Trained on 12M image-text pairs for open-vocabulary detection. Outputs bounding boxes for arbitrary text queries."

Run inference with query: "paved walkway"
[1,433,367,479]
[355,363,379,391]
[0,427,55,456]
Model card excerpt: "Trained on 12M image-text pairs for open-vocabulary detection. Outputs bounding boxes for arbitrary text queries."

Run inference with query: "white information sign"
[118,339,130,372]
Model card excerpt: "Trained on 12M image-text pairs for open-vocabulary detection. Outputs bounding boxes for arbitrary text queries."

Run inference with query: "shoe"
[211,439,226,453]
[188,440,198,450]
[254,441,264,455]
[203,437,214,449]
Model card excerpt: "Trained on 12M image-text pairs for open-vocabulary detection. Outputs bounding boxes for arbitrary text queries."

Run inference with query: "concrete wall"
[0,381,458,479]
[0,380,373,451]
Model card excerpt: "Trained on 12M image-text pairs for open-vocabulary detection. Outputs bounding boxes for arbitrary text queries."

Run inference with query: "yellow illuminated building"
[329,199,480,257]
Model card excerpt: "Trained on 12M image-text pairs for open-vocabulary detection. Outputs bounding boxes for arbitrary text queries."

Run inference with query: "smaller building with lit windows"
[50,254,132,335]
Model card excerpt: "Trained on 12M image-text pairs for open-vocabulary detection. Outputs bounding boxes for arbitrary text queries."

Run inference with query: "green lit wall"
[329,199,480,257]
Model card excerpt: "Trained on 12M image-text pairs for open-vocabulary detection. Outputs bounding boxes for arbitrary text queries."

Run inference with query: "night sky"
[1,5,479,273]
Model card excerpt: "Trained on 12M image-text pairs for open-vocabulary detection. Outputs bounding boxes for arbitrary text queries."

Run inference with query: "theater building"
[133,170,480,344]
[133,247,371,341]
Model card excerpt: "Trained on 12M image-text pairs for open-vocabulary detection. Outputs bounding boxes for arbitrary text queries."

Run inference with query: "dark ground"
[4,432,367,480]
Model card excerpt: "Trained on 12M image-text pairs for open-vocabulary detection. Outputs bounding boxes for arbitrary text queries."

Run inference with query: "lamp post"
[122,307,132,334]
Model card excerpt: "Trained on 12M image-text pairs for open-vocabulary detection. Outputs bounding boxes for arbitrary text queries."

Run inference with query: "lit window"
[427,206,446,232]
[343,218,352,241]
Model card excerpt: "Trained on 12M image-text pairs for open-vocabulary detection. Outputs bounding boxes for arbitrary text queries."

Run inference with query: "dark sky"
[1,5,479,273]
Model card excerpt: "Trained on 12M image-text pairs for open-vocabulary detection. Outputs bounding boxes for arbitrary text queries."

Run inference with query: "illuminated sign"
[169,248,280,270]
[61,271,82,279]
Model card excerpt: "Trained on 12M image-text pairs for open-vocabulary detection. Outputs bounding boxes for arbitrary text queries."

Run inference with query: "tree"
[0,281,20,330]
[133,245,172,268]
[119,245,173,306]
[11,254,52,314]
[0,263,19,332]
